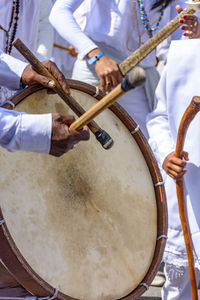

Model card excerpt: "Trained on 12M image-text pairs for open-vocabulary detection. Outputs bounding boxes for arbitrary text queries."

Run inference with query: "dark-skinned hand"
[50,113,89,157]
[21,60,70,95]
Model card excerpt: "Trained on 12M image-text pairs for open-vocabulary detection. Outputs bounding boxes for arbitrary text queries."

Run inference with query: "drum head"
[0,81,167,300]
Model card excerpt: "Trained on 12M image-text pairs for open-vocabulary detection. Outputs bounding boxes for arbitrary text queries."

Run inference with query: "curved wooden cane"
[175,96,200,300]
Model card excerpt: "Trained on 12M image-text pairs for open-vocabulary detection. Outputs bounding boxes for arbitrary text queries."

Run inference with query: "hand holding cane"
[13,38,114,150]
[70,67,146,131]
[175,96,200,300]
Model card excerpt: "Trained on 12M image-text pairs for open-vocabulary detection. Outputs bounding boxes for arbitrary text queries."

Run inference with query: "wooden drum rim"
[0,79,167,300]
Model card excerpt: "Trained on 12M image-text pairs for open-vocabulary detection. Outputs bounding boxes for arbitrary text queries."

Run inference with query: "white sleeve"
[146,69,175,168]
[49,0,97,59]
[36,0,54,60]
[0,108,52,154]
[0,51,28,90]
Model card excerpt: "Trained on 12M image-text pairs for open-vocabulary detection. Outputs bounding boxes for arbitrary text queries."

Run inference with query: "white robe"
[51,0,86,78]
[50,0,185,138]
[0,0,53,61]
[0,50,52,153]
[147,39,200,267]
[0,0,54,104]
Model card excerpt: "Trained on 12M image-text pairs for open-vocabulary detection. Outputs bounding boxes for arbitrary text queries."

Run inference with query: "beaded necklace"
[126,0,166,51]
[139,0,166,35]
[0,0,20,54]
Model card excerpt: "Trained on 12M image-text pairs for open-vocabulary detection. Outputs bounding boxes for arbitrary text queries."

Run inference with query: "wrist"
[87,49,104,65]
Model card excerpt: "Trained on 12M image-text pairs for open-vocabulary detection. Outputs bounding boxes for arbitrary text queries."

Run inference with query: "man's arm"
[0,108,51,153]
[0,51,89,155]
[0,50,28,89]
[49,0,123,93]
[0,109,89,155]
[147,69,175,169]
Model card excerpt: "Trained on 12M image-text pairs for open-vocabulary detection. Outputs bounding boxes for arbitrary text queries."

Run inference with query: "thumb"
[34,74,56,89]
[182,151,189,161]
[176,5,183,14]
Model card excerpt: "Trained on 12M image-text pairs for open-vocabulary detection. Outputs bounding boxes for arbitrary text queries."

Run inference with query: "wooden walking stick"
[13,38,114,150]
[175,96,200,300]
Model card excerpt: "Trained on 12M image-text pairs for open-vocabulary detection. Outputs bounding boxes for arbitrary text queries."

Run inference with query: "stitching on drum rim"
[139,282,149,290]
[0,288,58,300]
[0,219,5,225]
[93,86,100,98]
[131,125,140,134]
[154,181,165,187]
[3,100,15,108]
[157,234,168,241]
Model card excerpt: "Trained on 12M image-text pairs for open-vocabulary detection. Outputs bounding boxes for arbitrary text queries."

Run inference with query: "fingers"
[182,151,189,161]
[21,61,70,95]
[42,60,70,95]
[176,5,183,14]
[33,74,56,88]
[179,14,200,39]
[162,152,188,180]
[69,126,90,142]
[94,56,123,93]
[50,113,89,157]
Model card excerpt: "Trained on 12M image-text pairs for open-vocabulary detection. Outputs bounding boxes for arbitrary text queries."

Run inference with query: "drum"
[0,80,167,300]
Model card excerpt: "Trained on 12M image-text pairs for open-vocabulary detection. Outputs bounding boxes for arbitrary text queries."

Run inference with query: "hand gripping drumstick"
[13,38,114,150]
[70,67,146,131]
[175,96,200,300]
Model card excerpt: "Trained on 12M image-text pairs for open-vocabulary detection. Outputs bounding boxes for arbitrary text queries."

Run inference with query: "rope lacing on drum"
[157,234,168,241]
[154,181,165,187]
[0,219,5,225]
[139,282,149,290]
[131,125,140,134]
[4,100,15,108]
[0,288,58,300]
[93,86,100,98]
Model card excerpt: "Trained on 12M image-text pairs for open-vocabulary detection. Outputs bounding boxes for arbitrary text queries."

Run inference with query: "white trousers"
[162,263,200,300]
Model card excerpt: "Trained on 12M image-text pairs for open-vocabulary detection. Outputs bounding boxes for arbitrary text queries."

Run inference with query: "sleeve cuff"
[20,113,52,153]
[0,52,28,89]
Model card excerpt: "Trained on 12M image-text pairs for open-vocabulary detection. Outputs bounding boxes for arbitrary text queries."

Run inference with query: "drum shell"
[0,80,167,300]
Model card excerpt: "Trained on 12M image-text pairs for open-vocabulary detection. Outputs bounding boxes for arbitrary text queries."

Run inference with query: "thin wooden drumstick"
[13,38,114,150]
[175,96,200,300]
[53,43,77,57]
[70,67,146,131]
[119,6,195,75]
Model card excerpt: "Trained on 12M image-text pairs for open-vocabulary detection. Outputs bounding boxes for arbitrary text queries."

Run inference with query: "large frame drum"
[0,80,167,300]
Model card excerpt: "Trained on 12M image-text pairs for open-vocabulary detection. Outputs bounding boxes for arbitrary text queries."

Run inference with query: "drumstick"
[53,43,77,57]
[13,38,114,150]
[175,96,200,300]
[70,67,146,131]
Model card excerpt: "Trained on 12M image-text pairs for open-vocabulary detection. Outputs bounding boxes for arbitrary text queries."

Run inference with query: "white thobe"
[51,0,86,78]
[50,0,185,138]
[147,39,200,268]
[0,0,53,61]
[0,0,54,104]
[0,50,52,153]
